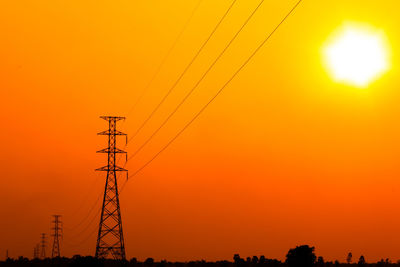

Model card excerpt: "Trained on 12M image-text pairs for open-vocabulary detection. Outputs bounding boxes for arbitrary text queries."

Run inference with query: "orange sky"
[0,0,399,263]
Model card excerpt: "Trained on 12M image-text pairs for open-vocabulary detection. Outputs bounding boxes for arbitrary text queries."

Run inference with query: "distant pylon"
[95,116,127,260]
[36,244,40,259]
[40,233,46,259]
[51,215,62,258]
[33,246,37,259]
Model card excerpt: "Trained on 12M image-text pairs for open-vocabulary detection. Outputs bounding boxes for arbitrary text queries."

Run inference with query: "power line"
[125,0,204,117]
[67,206,101,238]
[127,0,264,161]
[110,0,204,186]
[127,0,238,143]
[115,0,237,177]
[65,172,102,219]
[63,224,98,248]
[114,0,205,178]
[121,0,303,189]
[63,191,103,231]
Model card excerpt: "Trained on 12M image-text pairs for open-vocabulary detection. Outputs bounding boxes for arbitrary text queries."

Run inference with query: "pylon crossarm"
[96,148,127,154]
[96,166,127,172]
[100,116,125,121]
[97,130,127,136]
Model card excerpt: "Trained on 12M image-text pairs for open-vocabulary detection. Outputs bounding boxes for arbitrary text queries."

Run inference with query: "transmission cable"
[64,172,102,219]
[66,207,101,238]
[127,0,265,162]
[127,0,238,143]
[115,0,236,172]
[64,191,103,231]
[63,225,98,248]
[125,0,204,117]
[120,0,303,192]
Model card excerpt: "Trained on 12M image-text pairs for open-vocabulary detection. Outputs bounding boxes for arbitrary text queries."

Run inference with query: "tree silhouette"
[316,256,324,266]
[358,255,366,265]
[233,254,245,265]
[233,254,241,264]
[285,245,316,267]
[145,258,154,265]
[259,255,266,264]
[130,257,138,265]
[347,252,352,264]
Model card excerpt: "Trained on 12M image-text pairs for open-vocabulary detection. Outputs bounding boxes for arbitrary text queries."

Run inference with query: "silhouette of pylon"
[35,244,40,259]
[95,116,127,260]
[51,215,62,258]
[40,233,46,259]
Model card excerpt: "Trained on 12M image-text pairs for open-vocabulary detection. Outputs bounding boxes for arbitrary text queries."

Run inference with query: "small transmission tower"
[40,233,46,259]
[51,215,62,258]
[34,244,40,259]
[95,116,127,260]
[33,245,39,259]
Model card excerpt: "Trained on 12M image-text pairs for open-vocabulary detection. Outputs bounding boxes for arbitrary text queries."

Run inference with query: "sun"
[323,23,390,88]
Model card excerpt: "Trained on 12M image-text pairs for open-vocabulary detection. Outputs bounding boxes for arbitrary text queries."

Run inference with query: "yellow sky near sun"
[0,0,399,262]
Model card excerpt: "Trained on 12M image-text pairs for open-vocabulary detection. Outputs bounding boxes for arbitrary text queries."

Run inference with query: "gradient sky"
[0,0,399,263]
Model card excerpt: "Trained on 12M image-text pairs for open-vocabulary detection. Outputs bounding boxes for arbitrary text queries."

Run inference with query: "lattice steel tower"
[40,233,46,259]
[51,215,62,258]
[95,116,127,260]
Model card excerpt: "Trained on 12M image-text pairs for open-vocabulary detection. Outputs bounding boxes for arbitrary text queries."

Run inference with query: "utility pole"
[51,215,62,258]
[40,233,46,259]
[95,116,127,260]
[6,249,8,260]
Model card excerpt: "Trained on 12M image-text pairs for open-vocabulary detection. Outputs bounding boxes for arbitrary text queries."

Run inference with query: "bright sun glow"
[323,23,390,88]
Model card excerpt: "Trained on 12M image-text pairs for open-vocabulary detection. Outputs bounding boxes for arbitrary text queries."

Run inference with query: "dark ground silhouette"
[0,245,398,267]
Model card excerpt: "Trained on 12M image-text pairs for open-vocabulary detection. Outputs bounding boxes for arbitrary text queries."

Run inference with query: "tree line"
[0,245,398,266]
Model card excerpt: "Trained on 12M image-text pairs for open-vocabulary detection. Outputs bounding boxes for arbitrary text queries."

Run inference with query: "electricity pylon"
[33,245,38,259]
[95,116,127,260]
[40,233,46,259]
[51,215,62,258]
[34,244,40,259]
